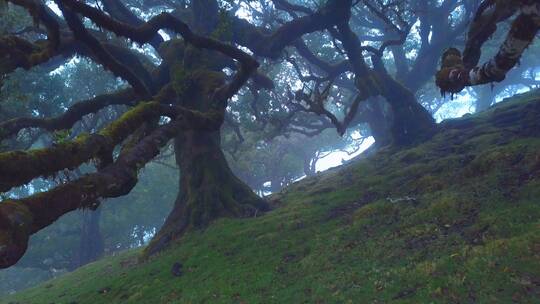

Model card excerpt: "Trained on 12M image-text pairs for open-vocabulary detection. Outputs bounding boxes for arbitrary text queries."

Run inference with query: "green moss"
[2,91,540,303]
[99,101,160,143]
[0,101,162,194]
[171,63,191,97]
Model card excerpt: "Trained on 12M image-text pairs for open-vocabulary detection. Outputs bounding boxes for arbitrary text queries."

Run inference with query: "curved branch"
[228,0,352,59]
[0,112,218,269]
[462,1,517,69]
[0,1,64,78]
[58,0,260,106]
[0,89,137,142]
[101,0,164,49]
[272,0,313,15]
[56,1,151,97]
[59,0,257,67]
[436,9,540,94]
[293,39,350,77]
[0,101,164,193]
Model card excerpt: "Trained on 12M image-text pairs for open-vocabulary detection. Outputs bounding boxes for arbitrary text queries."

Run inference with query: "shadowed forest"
[0,0,539,303]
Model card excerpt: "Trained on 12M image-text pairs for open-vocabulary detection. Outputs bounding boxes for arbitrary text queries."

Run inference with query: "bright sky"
[316,136,375,172]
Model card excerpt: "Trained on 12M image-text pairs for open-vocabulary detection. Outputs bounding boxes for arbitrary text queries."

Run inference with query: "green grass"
[2,91,540,303]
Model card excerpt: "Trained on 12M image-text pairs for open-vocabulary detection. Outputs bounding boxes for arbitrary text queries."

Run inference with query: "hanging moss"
[436,48,466,95]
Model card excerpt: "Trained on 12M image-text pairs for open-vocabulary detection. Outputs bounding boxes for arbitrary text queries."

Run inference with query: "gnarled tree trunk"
[146,129,268,256]
[378,73,436,146]
[145,50,268,256]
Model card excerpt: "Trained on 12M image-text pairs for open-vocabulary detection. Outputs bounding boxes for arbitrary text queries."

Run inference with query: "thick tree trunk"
[378,73,437,146]
[73,207,103,268]
[145,129,268,256]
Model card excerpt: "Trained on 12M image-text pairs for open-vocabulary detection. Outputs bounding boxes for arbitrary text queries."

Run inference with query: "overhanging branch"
[0,89,137,142]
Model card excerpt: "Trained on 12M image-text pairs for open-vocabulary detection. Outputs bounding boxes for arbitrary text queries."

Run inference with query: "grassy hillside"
[2,91,540,303]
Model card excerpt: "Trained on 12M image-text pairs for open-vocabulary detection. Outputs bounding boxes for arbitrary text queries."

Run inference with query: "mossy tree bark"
[146,130,268,256]
[435,2,539,95]
[377,73,436,146]
[145,44,268,256]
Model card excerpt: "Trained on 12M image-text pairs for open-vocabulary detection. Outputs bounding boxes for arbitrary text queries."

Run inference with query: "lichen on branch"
[436,1,540,95]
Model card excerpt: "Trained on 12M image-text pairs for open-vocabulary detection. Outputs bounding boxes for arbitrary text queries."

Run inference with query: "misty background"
[0,0,538,295]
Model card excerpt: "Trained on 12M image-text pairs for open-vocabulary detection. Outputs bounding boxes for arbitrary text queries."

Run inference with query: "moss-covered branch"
[0,0,61,73]
[461,0,517,69]
[57,0,260,104]
[0,89,137,142]
[0,35,54,77]
[0,93,223,194]
[0,116,185,269]
[0,101,163,192]
[100,0,164,49]
[436,2,540,94]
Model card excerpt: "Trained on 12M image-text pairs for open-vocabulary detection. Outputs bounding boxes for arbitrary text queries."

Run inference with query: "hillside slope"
[2,91,540,303]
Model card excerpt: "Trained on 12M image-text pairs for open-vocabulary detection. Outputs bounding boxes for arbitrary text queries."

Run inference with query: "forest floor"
[1,90,540,303]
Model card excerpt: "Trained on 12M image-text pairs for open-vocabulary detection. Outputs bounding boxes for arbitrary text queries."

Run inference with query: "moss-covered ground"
[2,91,540,303]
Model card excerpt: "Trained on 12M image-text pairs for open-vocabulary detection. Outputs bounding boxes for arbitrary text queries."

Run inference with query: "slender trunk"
[145,129,268,256]
[269,176,283,193]
[73,207,103,268]
[475,85,497,112]
[303,153,317,177]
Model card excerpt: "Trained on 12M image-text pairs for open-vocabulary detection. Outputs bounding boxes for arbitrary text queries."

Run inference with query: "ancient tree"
[0,0,463,269]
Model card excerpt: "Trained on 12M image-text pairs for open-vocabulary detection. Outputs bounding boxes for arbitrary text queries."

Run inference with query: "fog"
[0,0,538,298]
